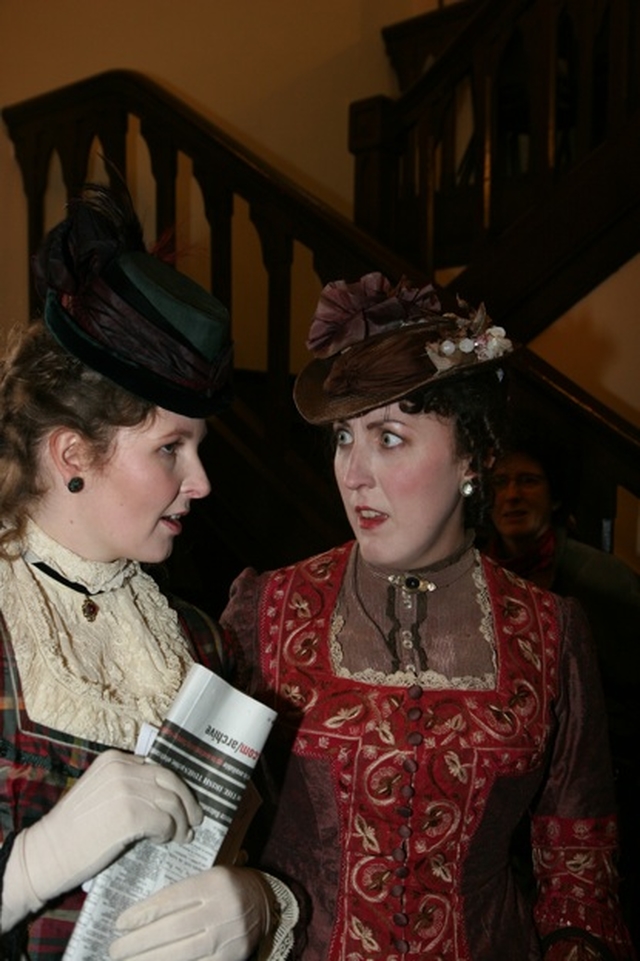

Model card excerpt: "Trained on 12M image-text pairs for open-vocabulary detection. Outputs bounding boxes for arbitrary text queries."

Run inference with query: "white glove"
[109,866,272,961]
[2,749,202,931]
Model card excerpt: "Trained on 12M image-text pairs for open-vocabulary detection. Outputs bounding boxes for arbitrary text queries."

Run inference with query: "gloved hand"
[2,749,202,931]
[109,866,272,961]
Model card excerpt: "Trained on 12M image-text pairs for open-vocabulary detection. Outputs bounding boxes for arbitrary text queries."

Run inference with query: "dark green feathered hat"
[33,181,232,417]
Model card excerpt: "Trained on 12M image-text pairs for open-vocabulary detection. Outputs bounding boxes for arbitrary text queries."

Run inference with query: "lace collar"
[0,518,193,748]
[22,518,136,594]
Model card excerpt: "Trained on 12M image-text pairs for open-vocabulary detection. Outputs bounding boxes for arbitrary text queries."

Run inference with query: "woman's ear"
[46,428,91,488]
[460,453,478,486]
[484,447,497,471]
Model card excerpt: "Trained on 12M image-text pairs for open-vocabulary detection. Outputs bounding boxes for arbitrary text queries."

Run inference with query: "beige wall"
[532,254,640,430]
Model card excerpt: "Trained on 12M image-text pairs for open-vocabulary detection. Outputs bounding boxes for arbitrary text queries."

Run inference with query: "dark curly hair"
[399,366,508,528]
[0,321,155,558]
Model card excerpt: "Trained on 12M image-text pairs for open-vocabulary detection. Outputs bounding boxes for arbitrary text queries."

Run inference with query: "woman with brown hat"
[221,273,635,961]
[0,183,295,961]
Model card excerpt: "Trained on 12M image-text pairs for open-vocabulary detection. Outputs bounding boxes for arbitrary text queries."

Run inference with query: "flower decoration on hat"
[306,272,511,374]
[423,303,512,373]
[307,273,442,358]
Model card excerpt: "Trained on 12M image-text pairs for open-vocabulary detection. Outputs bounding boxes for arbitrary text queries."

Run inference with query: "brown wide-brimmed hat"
[293,272,513,425]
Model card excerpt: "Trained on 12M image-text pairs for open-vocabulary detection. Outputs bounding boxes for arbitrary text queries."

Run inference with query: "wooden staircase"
[3,0,640,612]
[351,0,640,287]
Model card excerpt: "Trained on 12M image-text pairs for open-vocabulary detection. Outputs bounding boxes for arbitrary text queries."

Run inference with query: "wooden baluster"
[349,95,397,246]
[194,165,233,312]
[250,203,293,454]
[8,126,52,316]
[140,121,177,249]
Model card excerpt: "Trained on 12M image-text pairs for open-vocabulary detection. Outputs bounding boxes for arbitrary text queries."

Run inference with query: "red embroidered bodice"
[236,543,633,961]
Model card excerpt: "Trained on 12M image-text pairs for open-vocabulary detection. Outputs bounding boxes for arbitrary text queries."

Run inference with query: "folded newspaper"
[62,663,276,961]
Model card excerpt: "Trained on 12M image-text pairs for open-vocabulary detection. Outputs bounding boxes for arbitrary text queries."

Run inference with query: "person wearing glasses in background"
[485,421,640,950]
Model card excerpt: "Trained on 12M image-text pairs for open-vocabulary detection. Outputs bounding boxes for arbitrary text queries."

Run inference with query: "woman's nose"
[184,456,211,500]
[340,448,374,490]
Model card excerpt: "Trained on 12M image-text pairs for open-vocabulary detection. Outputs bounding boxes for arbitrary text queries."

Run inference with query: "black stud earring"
[67,476,84,494]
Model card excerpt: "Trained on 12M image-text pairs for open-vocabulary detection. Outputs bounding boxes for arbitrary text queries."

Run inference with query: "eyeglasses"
[491,472,546,492]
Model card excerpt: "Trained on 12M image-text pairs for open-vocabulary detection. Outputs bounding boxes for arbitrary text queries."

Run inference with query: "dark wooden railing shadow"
[3,67,640,609]
[351,0,640,324]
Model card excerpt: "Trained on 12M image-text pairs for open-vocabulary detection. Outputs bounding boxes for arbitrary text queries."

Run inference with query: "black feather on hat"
[33,180,233,418]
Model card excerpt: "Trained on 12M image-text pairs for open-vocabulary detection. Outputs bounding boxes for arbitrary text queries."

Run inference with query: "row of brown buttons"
[391,684,424,954]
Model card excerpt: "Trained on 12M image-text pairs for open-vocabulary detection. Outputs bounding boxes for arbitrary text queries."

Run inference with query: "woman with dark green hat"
[0,184,295,961]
